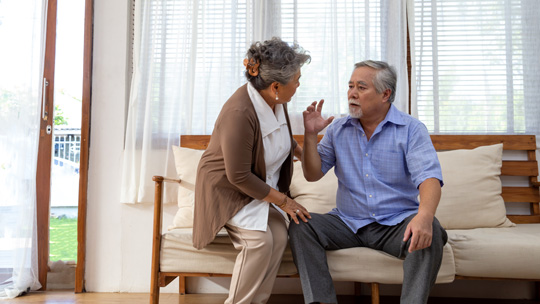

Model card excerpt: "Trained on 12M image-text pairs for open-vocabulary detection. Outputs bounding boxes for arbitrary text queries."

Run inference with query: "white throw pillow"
[170,145,204,229]
[435,143,515,229]
[289,161,338,214]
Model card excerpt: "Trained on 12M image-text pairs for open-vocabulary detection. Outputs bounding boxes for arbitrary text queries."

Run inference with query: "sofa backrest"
[180,134,539,224]
[429,135,539,224]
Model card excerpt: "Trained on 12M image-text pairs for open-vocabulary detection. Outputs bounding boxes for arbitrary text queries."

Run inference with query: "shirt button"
[369,194,373,198]
[365,153,368,156]
[362,134,365,137]
[372,213,375,216]
[365,174,369,177]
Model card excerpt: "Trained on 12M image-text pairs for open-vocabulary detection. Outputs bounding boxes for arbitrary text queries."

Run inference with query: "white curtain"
[0,0,46,298]
[121,0,408,204]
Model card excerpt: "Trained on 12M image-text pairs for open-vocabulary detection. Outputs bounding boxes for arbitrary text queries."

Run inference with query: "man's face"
[347,66,389,119]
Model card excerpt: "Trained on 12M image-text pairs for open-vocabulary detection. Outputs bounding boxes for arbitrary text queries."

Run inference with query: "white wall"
[86,0,196,294]
[86,0,537,299]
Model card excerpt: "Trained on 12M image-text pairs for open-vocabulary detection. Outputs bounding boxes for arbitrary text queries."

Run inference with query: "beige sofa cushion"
[161,228,456,284]
[160,228,298,276]
[327,243,455,284]
[435,143,514,229]
[447,224,540,279]
[290,161,337,213]
[170,146,204,229]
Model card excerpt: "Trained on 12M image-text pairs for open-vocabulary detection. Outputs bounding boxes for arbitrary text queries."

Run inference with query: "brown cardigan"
[193,84,296,249]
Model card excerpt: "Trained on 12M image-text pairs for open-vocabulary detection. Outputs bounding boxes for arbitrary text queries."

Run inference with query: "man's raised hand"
[303,100,334,134]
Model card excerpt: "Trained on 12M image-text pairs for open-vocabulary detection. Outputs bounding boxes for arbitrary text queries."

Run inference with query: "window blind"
[411,0,526,134]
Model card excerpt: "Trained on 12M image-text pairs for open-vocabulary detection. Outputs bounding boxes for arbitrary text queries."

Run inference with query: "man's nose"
[348,88,357,99]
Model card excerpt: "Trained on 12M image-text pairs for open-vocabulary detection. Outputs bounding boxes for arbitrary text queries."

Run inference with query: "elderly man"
[289,60,448,304]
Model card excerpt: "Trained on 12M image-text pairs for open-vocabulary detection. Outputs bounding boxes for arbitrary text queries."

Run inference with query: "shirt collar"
[343,103,406,128]
[383,104,406,126]
[247,82,287,138]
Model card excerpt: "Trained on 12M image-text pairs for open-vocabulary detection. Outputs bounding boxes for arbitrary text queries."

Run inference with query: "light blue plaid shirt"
[318,104,443,232]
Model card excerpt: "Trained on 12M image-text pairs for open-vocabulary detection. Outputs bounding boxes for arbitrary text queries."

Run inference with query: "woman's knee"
[246,232,275,261]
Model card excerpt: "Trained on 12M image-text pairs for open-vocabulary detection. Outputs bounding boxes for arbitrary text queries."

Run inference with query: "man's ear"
[382,89,392,103]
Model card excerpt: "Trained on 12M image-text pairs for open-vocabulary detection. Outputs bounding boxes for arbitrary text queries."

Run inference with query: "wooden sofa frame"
[150,134,540,304]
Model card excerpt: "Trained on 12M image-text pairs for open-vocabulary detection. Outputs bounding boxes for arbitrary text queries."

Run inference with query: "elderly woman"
[193,37,312,304]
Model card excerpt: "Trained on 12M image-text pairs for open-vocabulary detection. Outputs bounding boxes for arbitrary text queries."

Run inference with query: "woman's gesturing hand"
[278,196,311,224]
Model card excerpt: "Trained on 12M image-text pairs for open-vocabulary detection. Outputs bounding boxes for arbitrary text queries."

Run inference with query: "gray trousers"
[288,213,448,304]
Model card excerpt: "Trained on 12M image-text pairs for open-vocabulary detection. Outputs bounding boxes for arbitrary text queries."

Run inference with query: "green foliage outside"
[54,105,68,126]
[49,217,77,262]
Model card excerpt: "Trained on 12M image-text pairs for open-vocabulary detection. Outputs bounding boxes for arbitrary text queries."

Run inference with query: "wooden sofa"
[150,134,540,304]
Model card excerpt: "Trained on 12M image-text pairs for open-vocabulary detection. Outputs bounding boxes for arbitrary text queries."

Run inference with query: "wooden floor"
[4,291,540,304]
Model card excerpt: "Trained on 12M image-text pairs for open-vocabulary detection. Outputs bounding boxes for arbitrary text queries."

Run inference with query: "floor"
[4,291,540,304]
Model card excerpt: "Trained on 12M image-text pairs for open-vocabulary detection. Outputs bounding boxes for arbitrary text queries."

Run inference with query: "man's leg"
[400,216,447,304]
[288,213,363,304]
[365,215,448,304]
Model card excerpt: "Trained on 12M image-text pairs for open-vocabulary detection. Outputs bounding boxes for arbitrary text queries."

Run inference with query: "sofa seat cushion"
[161,228,455,284]
[448,224,540,279]
[326,243,455,284]
[160,228,298,276]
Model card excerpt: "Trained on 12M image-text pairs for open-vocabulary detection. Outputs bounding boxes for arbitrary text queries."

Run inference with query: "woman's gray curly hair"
[245,37,311,90]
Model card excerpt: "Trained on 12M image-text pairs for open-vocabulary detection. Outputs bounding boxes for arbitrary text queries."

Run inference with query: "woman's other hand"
[279,196,311,224]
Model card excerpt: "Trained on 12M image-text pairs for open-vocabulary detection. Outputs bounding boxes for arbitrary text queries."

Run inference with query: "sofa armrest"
[152,175,182,184]
[151,175,181,247]
[150,175,181,302]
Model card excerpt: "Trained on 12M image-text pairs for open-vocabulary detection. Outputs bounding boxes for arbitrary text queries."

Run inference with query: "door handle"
[42,78,49,120]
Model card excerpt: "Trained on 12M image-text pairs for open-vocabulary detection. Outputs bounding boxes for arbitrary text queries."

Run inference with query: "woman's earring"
[275,92,279,101]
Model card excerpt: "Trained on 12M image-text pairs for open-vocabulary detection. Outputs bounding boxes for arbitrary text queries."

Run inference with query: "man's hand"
[303,100,334,134]
[403,212,434,253]
[404,178,441,253]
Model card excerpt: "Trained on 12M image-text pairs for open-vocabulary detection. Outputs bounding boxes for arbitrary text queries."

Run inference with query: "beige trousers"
[224,206,288,304]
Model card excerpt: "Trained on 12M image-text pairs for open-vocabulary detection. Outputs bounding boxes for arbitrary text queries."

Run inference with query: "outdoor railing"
[53,127,80,174]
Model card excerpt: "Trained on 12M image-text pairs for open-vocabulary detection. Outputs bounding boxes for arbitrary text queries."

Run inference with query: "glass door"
[46,0,85,290]
[1,0,90,295]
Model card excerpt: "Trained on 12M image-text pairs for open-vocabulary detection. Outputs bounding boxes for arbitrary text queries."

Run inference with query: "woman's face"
[276,71,301,103]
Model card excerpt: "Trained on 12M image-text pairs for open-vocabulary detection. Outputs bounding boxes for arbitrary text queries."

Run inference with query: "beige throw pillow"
[170,145,204,229]
[435,143,515,229]
[289,161,338,214]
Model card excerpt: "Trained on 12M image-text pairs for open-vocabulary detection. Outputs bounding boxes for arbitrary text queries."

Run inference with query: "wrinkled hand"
[403,213,433,253]
[279,197,311,224]
[303,100,334,134]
